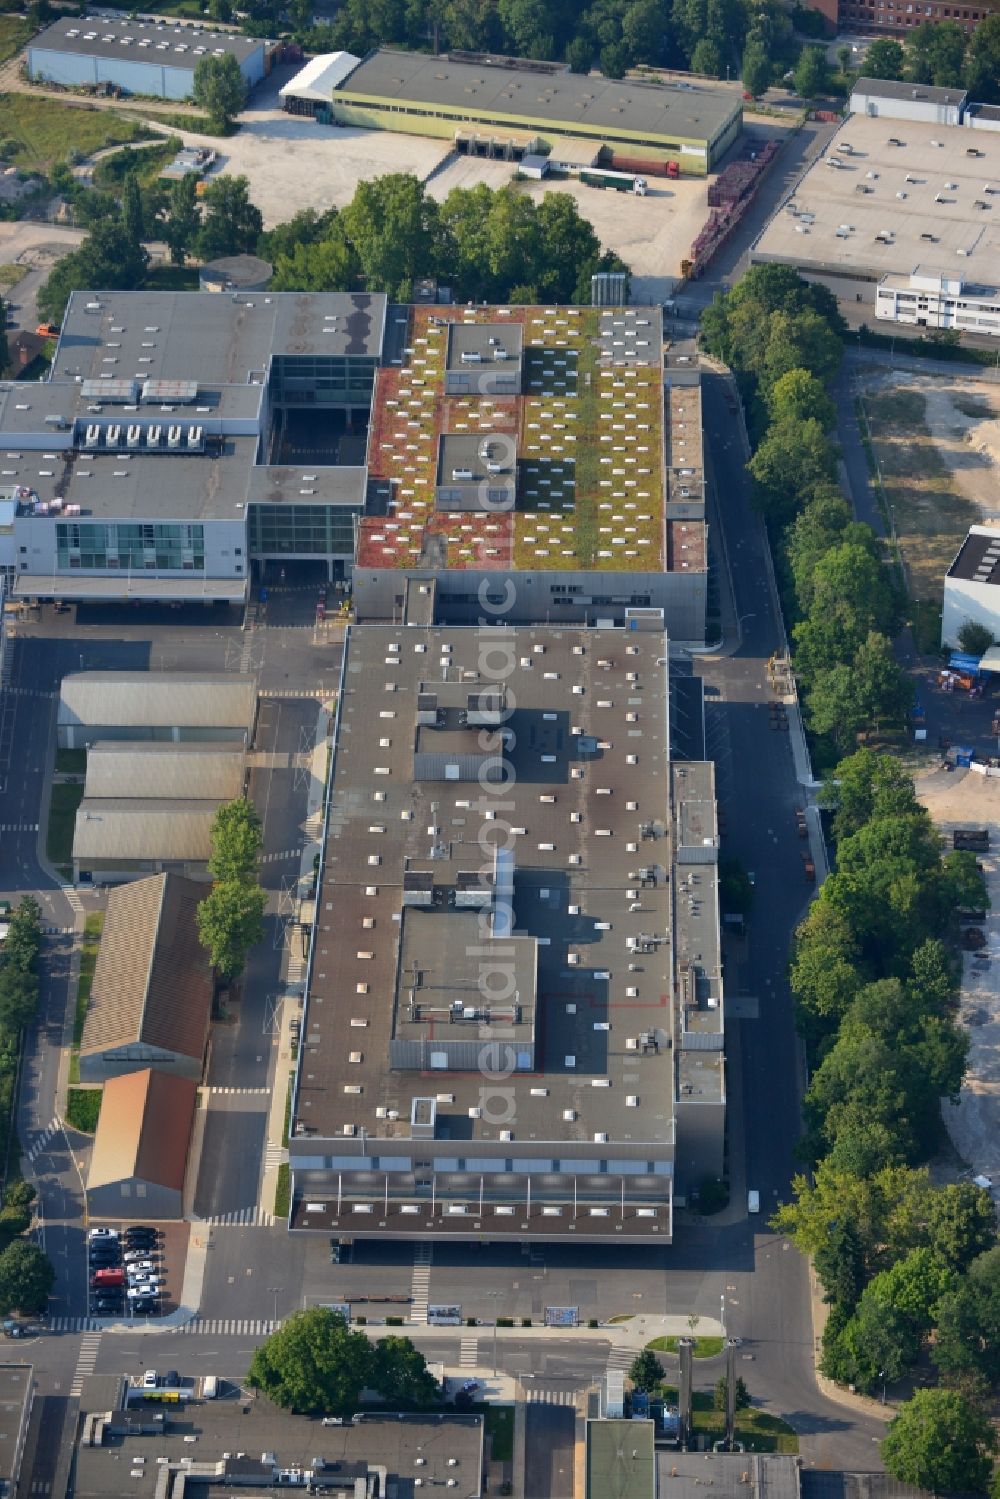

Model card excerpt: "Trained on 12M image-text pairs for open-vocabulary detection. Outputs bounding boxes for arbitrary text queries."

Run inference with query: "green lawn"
[46,781,83,866]
[273,1162,290,1219]
[0,16,32,66]
[0,95,155,173]
[143,264,199,292]
[647,1335,726,1358]
[690,1393,799,1454]
[93,137,181,190]
[55,748,86,775]
[0,263,23,290]
[66,1087,102,1134]
[485,1405,514,1462]
[74,912,105,1046]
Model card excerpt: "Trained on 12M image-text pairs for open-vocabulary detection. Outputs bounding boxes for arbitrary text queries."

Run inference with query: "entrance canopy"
[13,574,247,604]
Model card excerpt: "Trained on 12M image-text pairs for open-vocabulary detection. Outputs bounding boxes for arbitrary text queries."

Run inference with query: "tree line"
[39,168,629,321]
[0,898,56,1317]
[700,264,912,761]
[862,15,1000,103]
[776,750,997,1491]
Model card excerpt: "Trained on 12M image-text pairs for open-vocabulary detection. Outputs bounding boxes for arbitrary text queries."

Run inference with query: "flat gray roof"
[437,432,517,484]
[73,1396,484,1499]
[57,290,387,381]
[751,115,1000,282]
[293,623,676,1147]
[30,15,264,68]
[851,76,967,107]
[446,321,523,369]
[0,1364,32,1494]
[337,48,740,148]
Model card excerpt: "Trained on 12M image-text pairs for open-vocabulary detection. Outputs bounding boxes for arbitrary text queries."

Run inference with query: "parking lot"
[87,1222,189,1324]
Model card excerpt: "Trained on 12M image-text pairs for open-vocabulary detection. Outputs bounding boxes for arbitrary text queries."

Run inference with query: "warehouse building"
[750,114,1000,326]
[324,48,742,175]
[57,672,257,749]
[72,800,223,885]
[27,17,272,102]
[82,741,246,802]
[942,525,1000,647]
[87,1069,197,1220]
[79,873,213,1083]
[286,619,724,1243]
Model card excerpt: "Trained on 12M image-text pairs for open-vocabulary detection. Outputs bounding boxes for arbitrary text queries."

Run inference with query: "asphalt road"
[525,1395,576,1499]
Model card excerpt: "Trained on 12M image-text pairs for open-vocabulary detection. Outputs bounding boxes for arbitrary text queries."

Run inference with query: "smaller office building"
[87,1068,197,1220]
[28,16,271,101]
[942,524,1000,647]
[79,873,213,1083]
[849,77,968,125]
[57,672,257,749]
[877,268,1000,338]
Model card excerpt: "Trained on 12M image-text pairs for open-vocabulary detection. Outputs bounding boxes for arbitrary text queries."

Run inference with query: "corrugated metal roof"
[88,1068,197,1193]
[72,800,221,863]
[58,672,256,731]
[84,742,246,802]
[81,873,213,1063]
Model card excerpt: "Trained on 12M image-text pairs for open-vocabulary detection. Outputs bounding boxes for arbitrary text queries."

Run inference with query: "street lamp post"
[268,1286,281,1327]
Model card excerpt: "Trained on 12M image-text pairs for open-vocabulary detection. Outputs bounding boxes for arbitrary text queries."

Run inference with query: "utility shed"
[87,1069,197,1220]
[83,741,246,802]
[72,799,222,885]
[57,671,257,748]
[79,873,212,1083]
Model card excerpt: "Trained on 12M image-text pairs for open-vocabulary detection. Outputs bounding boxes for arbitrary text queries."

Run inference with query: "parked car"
[91,1268,125,1288]
[124,1256,158,1271]
[89,1247,120,1265]
[143,1370,158,1389]
[127,1287,160,1302]
[131,1299,159,1316]
[92,1298,123,1315]
[88,1228,118,1242]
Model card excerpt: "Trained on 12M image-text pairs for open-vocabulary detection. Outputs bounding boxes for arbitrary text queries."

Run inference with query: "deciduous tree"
[881,1389,994,1494]
[0,1240,53,1315]
[193,53,248,130]
[196,176,263,261]
[248,1308,373,1415]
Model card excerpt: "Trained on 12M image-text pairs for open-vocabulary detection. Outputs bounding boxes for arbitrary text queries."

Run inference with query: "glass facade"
[270,354,378,407]
[56,521,205,572]
[249,504,359,557]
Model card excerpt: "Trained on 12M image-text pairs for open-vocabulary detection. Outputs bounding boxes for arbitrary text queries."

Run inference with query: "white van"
[747,1190,760,1215]
[202,1376,218,1399]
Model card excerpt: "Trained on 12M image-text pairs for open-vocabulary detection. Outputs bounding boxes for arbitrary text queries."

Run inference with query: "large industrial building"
[27,16,273,101]
[281,47,742,175]
[286,618,724,1244]
[750,102,1000,336]
[3,291,709,642]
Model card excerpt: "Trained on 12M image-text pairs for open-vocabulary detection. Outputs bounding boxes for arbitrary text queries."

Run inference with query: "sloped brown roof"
[80,873,212,1066]
[88,1069,197,1192]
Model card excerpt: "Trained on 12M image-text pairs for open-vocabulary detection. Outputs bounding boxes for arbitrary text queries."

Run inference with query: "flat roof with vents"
[947,525,1000,585]
[333,47,742,156]
[286,623,722,1240]
[29,14,265,69]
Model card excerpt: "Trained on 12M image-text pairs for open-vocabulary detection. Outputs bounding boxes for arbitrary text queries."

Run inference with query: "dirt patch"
[861,371,1000,608]
[915,765,1000,1202]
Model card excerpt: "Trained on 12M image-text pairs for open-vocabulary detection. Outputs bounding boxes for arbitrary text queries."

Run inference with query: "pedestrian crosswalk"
[606,1347,634,1372]
[70,1331,102,1396]
[42,926,74,937]
[259,849,300,865]
[459,1337,477,1368]
[203,1207,274,1227]
[0,822,38,833]
[61,884,85,919]
[264,1141,287,1174]
[181,1318,279,1337]
[410,1243,431,1325]
[206,1087,270,1097]
[25,1118,61,1163]
[49,1316,94,1333]
[525,1388,579,1406]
